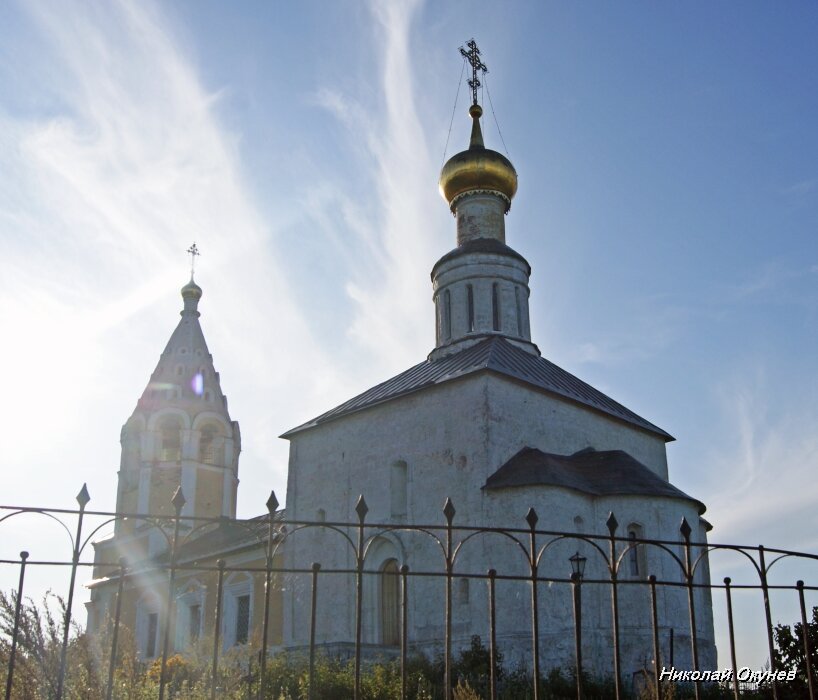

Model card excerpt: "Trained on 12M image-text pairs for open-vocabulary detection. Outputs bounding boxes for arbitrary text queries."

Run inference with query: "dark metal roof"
[484,447,703,513]
[282,336,672,440]
[174,511,285,563]
[431,238,531,277]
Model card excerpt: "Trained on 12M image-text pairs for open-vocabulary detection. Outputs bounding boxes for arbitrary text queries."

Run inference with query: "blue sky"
[1,0,817,668]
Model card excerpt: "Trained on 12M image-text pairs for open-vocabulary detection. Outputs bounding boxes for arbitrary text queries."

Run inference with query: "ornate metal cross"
[459,39,488,106]
[186,242,200,279]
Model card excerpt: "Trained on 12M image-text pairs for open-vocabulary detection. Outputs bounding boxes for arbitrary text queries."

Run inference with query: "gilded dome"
[439,104,517,213]
[181,278,202,301]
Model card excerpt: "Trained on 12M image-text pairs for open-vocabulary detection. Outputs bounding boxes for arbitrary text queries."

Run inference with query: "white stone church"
[280,100,716,674]
[87,91,716,680]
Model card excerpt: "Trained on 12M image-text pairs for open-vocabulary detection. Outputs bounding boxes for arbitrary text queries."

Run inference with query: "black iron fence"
[1,485,817,700]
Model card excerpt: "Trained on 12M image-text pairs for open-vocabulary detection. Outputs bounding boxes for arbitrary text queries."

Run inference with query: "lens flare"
[191,372,204,396]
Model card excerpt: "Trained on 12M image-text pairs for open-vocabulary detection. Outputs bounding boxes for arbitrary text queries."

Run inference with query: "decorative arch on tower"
[192,413,231,466]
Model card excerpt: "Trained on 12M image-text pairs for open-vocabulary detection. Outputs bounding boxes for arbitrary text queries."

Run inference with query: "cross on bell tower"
[186,242,200,280]
[459,39,488,106]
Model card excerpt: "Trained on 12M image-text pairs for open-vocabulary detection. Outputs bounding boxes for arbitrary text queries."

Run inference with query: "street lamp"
[570,551,587,700]
[569,551,587,579]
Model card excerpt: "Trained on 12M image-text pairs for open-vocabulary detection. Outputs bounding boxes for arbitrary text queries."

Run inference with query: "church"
[86,49,716,682]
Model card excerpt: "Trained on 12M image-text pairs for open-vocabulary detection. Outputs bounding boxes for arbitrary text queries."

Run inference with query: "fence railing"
[1,484,817,700]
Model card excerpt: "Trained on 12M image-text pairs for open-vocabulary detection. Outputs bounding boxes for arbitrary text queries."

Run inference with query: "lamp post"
[570,551,587,700]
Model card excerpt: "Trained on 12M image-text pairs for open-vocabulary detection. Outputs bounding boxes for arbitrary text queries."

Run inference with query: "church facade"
[86,87,716,679]
[280,100,716,673]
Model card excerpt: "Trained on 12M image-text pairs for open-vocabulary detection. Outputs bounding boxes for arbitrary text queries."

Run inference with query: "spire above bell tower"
[431,41,536,361]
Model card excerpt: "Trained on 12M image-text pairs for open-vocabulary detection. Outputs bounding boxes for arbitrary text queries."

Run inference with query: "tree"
[774,605,818,693]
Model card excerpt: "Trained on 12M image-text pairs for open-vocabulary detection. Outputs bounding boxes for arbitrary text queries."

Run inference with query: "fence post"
[606,512,622,700]
[211,559,226,700]
[443,498,456,700]
[758,546,779,700]
[571,571,584,700]
[105,557,127,700]
[56,483,90,700]
[723,577,740,700]
[680,518,700,700]
[4,550,28,700]
[158,486,186,700]
[401,564,409,700]
[649,575,661,700]
[797,580,815,700]
[488,569,498,700]
[525,508,541,700]
[354,495,368,700]
[308,562,320,700]
[259,491,279,698]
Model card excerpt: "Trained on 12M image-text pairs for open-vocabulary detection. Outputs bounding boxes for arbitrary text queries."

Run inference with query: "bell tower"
[115,263,240,537]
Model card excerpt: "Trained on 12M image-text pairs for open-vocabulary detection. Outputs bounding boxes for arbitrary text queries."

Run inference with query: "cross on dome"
[459,39,487,106]
[186,242,200,280]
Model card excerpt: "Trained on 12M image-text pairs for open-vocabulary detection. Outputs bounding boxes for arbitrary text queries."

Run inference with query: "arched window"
[492,283,500,331]
[199,424,219,465]
[627,524,647,578]
[159,417,182,461]
[380,559,400,645]
[466,284,475,332]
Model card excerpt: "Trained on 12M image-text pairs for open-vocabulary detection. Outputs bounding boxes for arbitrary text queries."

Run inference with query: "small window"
[492,283,500,331]
[443,290,452,340]
[146,612,158,657]
[176,366,183,376]
[515,287,523,335]
[316,508,326,522]
[628,531,639,575]
[189,604,201,641]
[457,578,470,605]
[180,348,187,355]
[467,285,475,332]
[627,524,647,578]
[235,595,250,645]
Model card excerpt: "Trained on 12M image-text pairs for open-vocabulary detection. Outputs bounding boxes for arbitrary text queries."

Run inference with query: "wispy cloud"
[572,302,689,367]
[311,0,442,375]
[0,0,342,510]
[782,178,818,197]
[701,367,818,550]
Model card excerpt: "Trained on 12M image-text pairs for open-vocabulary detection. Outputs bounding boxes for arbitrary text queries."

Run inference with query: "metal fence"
[1,484,817,700]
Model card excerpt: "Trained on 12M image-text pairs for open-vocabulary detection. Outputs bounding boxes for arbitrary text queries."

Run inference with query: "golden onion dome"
[181,278,202,302]
[439,104,517,213]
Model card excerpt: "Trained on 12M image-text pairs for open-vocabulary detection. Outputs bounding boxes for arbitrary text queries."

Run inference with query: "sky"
[0,0,817,671]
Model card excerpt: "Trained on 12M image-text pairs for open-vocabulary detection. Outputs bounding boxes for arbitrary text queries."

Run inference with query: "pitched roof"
[282,336,672,440]
[484,447,703,512]
[174,511,286,564]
